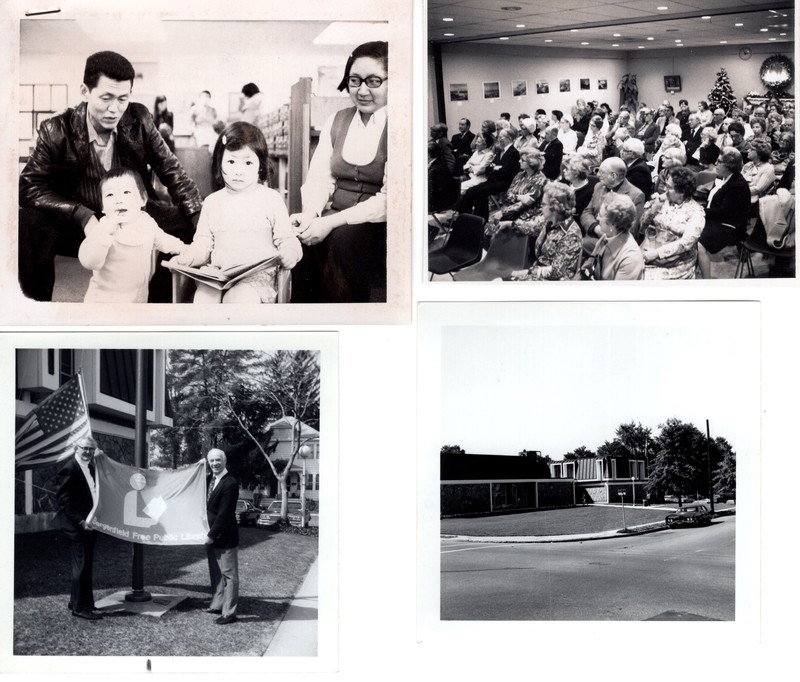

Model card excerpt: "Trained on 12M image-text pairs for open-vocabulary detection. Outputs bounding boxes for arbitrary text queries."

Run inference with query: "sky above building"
[437,302,760,461]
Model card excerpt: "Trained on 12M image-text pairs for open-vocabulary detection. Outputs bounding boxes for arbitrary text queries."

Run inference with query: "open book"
[163,256,279,291]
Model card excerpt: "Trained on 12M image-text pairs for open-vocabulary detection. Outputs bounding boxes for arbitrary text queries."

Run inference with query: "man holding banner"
[54,435,102,621]
[204,448,239,625]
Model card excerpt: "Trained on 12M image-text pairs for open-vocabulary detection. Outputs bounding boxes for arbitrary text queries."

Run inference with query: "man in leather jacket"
[19,51,203,302]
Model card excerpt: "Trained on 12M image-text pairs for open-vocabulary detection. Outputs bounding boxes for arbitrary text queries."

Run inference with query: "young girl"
[172,122,302,303]
[78,168,187,303]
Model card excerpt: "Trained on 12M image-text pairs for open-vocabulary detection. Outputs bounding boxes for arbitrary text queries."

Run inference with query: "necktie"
[207,477,215,500]
[88,462,96,478]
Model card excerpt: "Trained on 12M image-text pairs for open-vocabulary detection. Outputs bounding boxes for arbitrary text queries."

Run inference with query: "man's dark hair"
[728,121,746,137]
[500,112,511,120]
[211,121,270,190]
[460,118,471,127]
[241,82,260,98]
[552,109,563,122]
[83,51,135,89]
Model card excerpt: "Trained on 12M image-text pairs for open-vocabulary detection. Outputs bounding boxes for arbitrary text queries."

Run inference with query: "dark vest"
[329,107,387,212]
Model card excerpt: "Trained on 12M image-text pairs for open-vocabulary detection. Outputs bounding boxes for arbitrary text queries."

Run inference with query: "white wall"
[434,43,628,130]
[431,41,795,131]
[628,44,795,111]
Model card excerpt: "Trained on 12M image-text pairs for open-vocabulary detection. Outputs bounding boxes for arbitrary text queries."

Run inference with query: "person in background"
[619,138,653,199]
[557,116,578,154]
[204,448,239,625]
[239,82,269,137]
[430,123,457,176]
[55,436,102,621]
[561,155,599,219]
[696,126,721,170]
[581,157,645,242]
[538,125,564,180]
[451,118,475,171]
[583,193,644,280]
[653,147,687,194]
[741,139,777,204]
[153,95,175,153]
[459,131,496,194]
[697,100,713,126]
[190,90,219,151]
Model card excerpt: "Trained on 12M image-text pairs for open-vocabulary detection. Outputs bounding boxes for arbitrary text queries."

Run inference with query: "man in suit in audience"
[451,118,475,171]
[205,448,240,625]
[634,108,660,157]
[581,157,645,243]
[683,113,704,166]
[55,435,102,620]
[538,125,564,180]
[619,138,653,199]
[430,123,457,176]
[456,128,520,220]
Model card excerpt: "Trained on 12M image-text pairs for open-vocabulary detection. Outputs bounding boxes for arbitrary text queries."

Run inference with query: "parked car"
[235,500,261,526]
[665,504,713,529]
[256,499,312,528]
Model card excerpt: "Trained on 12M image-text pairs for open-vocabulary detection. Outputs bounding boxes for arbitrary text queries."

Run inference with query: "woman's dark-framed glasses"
[347,76,386,89]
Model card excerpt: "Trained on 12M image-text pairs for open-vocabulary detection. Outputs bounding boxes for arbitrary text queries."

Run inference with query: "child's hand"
[289,212,316,235]
[171,251,194,266]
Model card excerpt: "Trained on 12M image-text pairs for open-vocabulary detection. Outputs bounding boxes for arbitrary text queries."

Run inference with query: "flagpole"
[126,350,152,603]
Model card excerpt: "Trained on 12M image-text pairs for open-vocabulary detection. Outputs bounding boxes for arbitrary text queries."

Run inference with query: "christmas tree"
[707,67,736,114]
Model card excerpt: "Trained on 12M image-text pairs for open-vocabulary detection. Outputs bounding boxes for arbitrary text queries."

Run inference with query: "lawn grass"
[13,527,317,656]
[440,504,673,537]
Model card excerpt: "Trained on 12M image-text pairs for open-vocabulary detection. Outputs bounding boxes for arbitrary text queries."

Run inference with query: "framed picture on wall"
[512,79,527,97]
[536,81,549,94]
[559,79,571,92]
[664,75,682,92]
[598,79,608,90]
[580,78,590,90]
[483,81,500,99]
[449,83,469,101]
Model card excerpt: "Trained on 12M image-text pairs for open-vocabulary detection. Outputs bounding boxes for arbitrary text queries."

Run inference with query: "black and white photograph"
[580,77,590,90]
[664,74,683,92]
[511,79,527,97]
[419,303,764,656]
[559,78,571,92]
[482,81,500,99]
[598,78,608,90]
[4,332,337,673]
[449,82,469,101]
[536,81,549,94]
[3,1,412,325]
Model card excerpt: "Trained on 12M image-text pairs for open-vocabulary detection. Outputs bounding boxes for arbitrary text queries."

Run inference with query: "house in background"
[15,348,172,532]
[550,455,647,504]
[268,416,320,502]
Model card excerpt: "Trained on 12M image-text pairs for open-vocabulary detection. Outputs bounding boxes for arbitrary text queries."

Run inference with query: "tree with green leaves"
[712,438,736,499]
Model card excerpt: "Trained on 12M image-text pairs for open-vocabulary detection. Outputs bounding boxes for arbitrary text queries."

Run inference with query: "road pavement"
[441,515,735,621]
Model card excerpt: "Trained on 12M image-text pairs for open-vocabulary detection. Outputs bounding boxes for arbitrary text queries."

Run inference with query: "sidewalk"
[263,556,318,657]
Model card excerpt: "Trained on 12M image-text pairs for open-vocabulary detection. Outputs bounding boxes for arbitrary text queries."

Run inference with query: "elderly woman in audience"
[771,131,795,177]
[459,131,496,194]
[507,182,582,281]
[484,149,549,239]
[515,117,540,153]
[767,112,784,149]
[640,167,704,280]
[697,126,721,170]
[741,139,776,203]
[561,155,599,219]
[697,147,752,279]
[576,115,606,168]
[650,123,684,176]
[653,147,687,194]
[558,116,579,154]
[582,193,644,280]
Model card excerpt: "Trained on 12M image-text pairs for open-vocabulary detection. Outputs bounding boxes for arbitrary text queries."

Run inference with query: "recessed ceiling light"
[768,37,777,41]
[516,24,526,28]
[719,40,727,44]
[647,37,654,41]
[701,15,711,20]
[760,28,769,32]
[581,41,589,45]
[675,39,682,43]
[735,23,743,27]
[443,17,453,22]
[444,33,454,37]
[657,6,668,10]
[613,33,621,37]
[612,43,619,47]
[638,45,644,49]
[499,36,509,40]
[544,39,553,43]
[780,32,787,36]
[571,29,579,32]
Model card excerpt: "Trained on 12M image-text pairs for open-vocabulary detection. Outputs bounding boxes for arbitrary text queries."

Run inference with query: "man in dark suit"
[634,108,660,156]
[683,113,704,166]
[55,435,102,620]
[451,118,475,170]
[620,138,654,199]
[457,128,521,220]
[538,125,564,180]
[205,448,239,625]
[581,157,645,243]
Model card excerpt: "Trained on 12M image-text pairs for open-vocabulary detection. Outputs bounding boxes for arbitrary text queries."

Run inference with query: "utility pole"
[706,419,715,514]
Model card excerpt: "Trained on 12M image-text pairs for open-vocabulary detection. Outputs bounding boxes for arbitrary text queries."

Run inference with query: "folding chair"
[428,214,486,279]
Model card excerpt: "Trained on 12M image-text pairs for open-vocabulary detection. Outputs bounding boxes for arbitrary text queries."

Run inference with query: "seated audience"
[741,139,776,203]
[620,138,653,199]
[451,118,476,170]
[485,149,549,239]
[771,132,795,176]
[576,115,606,168]
[508,182,582,281]
[581,157,645,241]
[727,121,750,156]
[430,122,457,176]
[683,113,704,165]
[515,117,540,153]
[582,193,644,280]
[562,155,599,218]
[640,167,704,280]
[697,147,752,278]
[459,132,496,194]
[538,125,564,180]
[653,147,687,194]
[697,100,713,126]
[428,140,460,213]
[634,108,660,157]
[696,126,721,169]
[558,116,578,154]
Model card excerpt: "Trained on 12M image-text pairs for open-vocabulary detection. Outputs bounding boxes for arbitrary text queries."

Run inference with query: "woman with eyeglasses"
[640,167,704,280]
[290,41,388,303]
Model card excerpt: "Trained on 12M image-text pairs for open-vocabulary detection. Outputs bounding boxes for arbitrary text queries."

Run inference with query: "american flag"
[15,374,92,470]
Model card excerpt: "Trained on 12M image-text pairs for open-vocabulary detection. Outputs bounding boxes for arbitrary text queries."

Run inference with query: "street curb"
[263,556,318,657]
[442,507,735,544]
